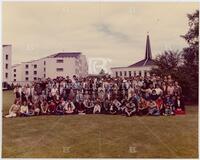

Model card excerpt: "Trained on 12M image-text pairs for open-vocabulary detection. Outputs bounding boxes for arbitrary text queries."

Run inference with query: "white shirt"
[20,105,29,113]
[155,88,163,95]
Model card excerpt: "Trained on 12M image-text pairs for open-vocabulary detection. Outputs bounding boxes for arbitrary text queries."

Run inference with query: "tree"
[181,10,199,103]
[181,10,199,65]
[151,50,182,78]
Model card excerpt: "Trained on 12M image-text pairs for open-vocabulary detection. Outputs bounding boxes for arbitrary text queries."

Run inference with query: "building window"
[13,69,16,72]
[124,71,127,77]
[25,64,29,69]
[34,71,37,75]
[34,64,37,68]
[5,73,8,78]
[134,71,136,76]
[116,71,118,77]
[120,71,122,76]
[25,71,29,75]
[44,68,46,72]
[25,77,29,81]
[56,59,64,63]
[44,61,46,65]
[139,71,142,76]
[129,71,131,77]
[44,74,46,78]
[5,63,8,69]
[6,54,8,60]
[56,68,63,72]
[14,79,16,82]
[14,74,16,77]
[34,77,37,80]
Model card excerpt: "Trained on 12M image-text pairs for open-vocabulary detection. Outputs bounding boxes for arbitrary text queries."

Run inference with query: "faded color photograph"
[2,1,199,158]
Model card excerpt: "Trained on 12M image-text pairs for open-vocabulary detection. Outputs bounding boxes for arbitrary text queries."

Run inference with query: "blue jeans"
[149,107,160,115]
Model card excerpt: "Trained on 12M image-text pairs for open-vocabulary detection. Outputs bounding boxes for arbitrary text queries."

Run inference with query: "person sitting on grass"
[48,100,57,115]
[120,97,128,115]
[124,102,137,117]
[174,96,185,115]
[163,103,174,116]
[109,101,118,115]
[147,100,160,116]
[27,99,35,116]
[138,97,148,116]
[112,98,122,114]
[33,100,41,116]
[20,101,29,117]
[156,96,164,115]
[93,99,101,114]
[64,100,76,114]
[56,98,65,115]
[5,100,21,118]
[41,100,49,115]
[84,98,94,114]
[164,94,173,108]
[76,100,86,115]
[101,98,110,114]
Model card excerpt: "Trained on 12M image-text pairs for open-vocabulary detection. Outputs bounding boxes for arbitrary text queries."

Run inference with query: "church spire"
[145,34,152,60]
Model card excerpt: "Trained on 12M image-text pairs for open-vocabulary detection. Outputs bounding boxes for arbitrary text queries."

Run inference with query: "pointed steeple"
[128,34,154,67]
[145,34,152,60]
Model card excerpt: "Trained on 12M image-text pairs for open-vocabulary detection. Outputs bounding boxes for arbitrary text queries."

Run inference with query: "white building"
[11,52,88,85]
[111,35,155,77]
[3,45,12,85]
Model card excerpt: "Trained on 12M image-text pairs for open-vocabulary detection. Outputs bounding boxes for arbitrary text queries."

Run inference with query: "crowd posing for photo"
[5,74,186,118]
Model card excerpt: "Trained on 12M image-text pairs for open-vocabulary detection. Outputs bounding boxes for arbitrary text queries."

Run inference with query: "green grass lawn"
[2,91,198,158]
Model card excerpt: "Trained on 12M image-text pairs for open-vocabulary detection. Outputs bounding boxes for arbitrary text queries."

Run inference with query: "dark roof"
[128,34,154,67]
[128,59,154,67]
[48,52,81,58]
[3,44,11,47]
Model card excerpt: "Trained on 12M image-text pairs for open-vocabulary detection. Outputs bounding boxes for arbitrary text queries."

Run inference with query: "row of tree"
[151,10,199,104]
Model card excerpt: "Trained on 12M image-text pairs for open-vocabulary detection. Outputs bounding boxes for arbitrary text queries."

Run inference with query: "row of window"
[13,75,46,82]
[25,71,37,75]
[14,68,46,73]
[13,67,61,78]
[56,59,82,64]
[15,61,46,71]
[25,64,37,69]
[115,70,148,77]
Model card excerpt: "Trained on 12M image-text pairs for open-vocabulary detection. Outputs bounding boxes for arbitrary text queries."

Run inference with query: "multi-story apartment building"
[3,45,12,86]
[11,52,88,85]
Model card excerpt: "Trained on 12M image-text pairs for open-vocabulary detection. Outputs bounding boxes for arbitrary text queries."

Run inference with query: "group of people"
[5,74,185,118]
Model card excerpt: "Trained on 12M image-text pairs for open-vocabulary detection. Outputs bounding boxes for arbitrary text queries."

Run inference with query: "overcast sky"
[3,2,198,73]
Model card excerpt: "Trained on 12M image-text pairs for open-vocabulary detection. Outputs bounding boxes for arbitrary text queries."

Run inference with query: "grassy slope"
[2,91,198,158]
